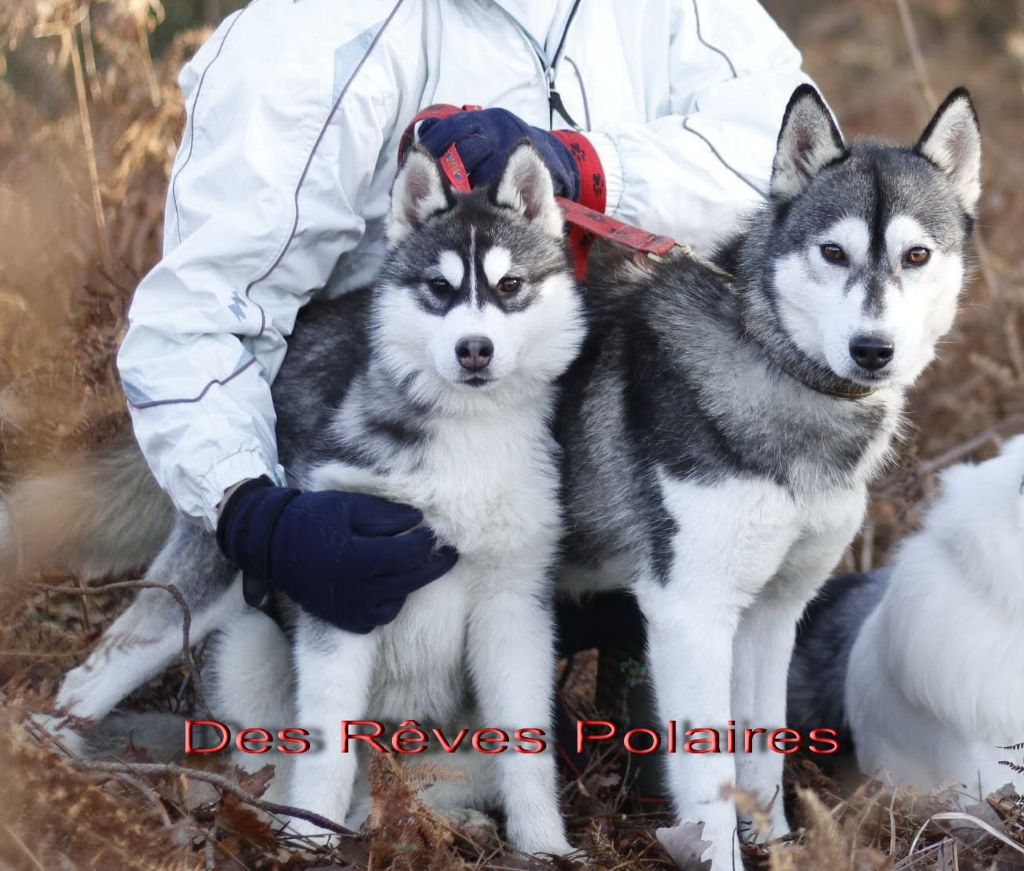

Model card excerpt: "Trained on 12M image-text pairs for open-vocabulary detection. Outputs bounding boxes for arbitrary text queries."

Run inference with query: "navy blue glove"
[216,477,457,633]
[418,108,580,200]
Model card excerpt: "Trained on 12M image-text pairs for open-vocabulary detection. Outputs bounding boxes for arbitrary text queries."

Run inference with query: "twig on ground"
[907,811,1024,858]
[75,575,93,632]
[105,768,175,828]
[62,22,114,275]
[134,15,162,107]
[79,5,102,103]
[916,413,1024,475]
[893,0,937,108]
[67,758,355,837]
[37,579,211,719]
[1,821,46,871]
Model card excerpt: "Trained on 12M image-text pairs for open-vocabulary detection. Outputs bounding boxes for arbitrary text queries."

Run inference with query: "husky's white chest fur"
[305,391,562,722]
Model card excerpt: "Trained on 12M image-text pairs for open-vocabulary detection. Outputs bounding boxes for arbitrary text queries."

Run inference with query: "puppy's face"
[375,145,584,404]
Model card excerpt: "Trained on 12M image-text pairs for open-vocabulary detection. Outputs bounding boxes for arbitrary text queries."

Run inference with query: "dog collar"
[738,304,880,401]
[781,363,878,400]
[808,380,877,400]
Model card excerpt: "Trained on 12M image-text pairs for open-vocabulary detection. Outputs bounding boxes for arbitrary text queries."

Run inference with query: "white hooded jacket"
[117,0,809,528]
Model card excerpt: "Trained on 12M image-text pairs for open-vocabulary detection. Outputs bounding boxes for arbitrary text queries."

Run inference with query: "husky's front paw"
[286,814,345,849]
[26,712,89,757]
[438,807,500,844]
[522,839,579,860]
[506,822,576,859]
[286,755,357,847]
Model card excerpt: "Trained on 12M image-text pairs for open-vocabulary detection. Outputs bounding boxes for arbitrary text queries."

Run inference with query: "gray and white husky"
[552,84,980,867]
[26,143,583,856]
[7,84,981,868]
[789,436,1024,800]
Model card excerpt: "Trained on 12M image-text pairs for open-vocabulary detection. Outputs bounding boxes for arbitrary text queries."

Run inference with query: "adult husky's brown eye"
[820,243,847,265]
[428,278,452,294]
[905,246,931,266]
[497,276,523,295]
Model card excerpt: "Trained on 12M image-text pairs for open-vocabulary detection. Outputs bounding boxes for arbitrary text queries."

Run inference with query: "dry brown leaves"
[0,1,197,476]
[0,710,199,870]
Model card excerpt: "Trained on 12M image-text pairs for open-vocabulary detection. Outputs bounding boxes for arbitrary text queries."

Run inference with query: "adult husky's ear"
[915,87,981,217]
[770,84,846,202]
[492,142,563,238]
[388,146,453,245]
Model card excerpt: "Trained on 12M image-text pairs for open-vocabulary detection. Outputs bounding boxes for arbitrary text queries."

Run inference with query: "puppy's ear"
[770,84,846,202]
[388,146,453,245]
[915,88,981,217]
[492,142,563,238]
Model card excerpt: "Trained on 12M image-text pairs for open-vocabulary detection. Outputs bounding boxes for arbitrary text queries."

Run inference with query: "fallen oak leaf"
[218,791,278,851]
[655,821,713,871]
[234,762,275,798]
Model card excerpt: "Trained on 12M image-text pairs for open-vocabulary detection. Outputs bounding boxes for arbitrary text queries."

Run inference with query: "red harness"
[398,104,676,278]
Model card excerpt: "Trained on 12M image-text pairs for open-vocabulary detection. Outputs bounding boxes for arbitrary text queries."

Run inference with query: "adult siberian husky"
[555,84,980,867]
[34,143,584,856]
[789,436,1024,799]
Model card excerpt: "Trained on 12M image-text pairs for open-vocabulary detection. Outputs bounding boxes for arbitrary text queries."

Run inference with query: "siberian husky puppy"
[36,144,584,856]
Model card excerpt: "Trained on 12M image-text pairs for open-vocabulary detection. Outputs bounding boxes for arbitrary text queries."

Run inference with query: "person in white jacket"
[118,0,810,631]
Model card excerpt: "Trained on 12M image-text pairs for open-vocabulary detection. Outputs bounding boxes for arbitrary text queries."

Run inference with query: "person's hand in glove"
[216,476,457,633]
[418,107,583,199]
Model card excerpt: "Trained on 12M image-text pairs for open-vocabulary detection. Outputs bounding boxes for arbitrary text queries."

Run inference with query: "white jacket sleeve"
[117,1,407,528]
[587,0,810,255]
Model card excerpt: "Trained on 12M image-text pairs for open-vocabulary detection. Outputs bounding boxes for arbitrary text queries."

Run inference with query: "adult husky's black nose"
[849,335,895,371]
[455,335,494,372]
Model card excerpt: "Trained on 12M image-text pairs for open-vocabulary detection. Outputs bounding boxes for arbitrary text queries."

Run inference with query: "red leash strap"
[399,104,479,193]
[397,105,677,277]
[557,198,676,256]
[551,128,606,278]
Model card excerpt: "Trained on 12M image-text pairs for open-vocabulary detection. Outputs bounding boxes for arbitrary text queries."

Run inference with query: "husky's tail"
[787,569,889,775]
[0,431,175,584]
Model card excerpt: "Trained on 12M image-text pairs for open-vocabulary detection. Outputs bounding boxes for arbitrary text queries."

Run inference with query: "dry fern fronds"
[0,711,198,870]
[769,787,890,871]
[366,753,469,871]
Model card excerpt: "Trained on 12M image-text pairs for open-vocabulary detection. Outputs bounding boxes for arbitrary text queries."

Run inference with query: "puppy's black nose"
[455,335,494,372]
[849,335,895,372]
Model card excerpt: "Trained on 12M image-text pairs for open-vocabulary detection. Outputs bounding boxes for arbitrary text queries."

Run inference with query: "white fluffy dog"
[790,435,1024,797]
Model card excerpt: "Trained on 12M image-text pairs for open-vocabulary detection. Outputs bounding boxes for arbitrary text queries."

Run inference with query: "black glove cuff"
[215,475,276,559]
[217,475,307,609]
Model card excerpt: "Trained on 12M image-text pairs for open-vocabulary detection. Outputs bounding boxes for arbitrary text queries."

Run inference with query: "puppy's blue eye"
[428,278,452,294]
[820,244,848,265]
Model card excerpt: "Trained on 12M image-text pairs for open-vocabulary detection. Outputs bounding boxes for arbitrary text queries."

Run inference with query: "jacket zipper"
[490,0,584,129]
